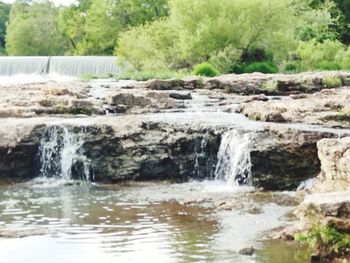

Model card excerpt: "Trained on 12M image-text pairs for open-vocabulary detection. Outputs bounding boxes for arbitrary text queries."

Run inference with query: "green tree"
[58,0,92,54]
[116,0,336,72]
[6,1,67,55]
[61,0,169,55]
[311,0,350,44]
[0,2,10,54]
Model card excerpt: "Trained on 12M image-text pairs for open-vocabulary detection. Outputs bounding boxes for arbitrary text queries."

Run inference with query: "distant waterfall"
[0,56,120,77]
[214,130,253,186]
[39,126,92,181]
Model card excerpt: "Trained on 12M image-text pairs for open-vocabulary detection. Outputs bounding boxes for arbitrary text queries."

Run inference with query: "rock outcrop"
[121,71,350,95]
[0,117,220,183]
[249,125,345,190]
[240,87,350,128]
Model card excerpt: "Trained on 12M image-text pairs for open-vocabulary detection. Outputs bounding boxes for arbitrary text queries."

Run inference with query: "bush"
[283,62,298,72]
[317,61,341,70]
[243,61,279,74]
[323,76,343,88]
[193,62,220,77]
[296,226,350,258]
[295,40,345,71]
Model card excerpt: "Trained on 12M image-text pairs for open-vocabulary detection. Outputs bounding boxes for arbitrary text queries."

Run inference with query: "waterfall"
[39,126,92,181]
[49,56,120,77]
[0,57,49,76]
[0,56,120,77]
[214,130,253,186]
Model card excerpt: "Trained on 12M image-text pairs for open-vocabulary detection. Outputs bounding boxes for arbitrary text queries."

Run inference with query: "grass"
[323,76,343,88]
[262,80,279,94]
[80,73,114,81]
[117,70,188,81]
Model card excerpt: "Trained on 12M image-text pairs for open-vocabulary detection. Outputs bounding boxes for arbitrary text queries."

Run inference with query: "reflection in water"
[257,240,310,263]
[0,182,218,263]
[0,181,304,263]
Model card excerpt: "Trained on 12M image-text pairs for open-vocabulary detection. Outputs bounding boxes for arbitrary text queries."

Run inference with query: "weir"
[0,56,120,77]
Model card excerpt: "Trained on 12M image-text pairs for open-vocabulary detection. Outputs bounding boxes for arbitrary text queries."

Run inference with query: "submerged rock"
[239,246,255,256]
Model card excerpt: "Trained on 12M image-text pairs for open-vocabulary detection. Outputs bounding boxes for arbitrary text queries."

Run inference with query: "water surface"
[0,180,307,263]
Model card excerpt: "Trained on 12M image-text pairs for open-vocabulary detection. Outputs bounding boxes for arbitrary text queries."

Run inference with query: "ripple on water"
[0,181,300,263]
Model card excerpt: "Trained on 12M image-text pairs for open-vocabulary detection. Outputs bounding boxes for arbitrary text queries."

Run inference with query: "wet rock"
[239,246,255,256]
[169,92,192,100]
[106,93,151,107]
[290,94,307,100]
[249,127,327,190]
[244,94,269,103]
[143,79,186,90]
[102,104,127,114]
[262,112,287,123]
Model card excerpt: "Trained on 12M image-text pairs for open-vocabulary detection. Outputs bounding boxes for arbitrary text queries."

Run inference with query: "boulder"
[169,92,192,100]
[106,93,151,107]
[311,137,350,193]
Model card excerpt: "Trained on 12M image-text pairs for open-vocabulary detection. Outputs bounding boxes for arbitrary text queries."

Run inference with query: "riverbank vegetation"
[1,0,350,76]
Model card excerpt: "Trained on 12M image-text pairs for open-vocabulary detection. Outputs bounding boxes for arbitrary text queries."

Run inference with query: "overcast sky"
[1,0,76,6]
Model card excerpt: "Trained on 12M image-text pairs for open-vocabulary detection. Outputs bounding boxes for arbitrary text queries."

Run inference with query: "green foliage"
[291,39,346,71]
[61,0,169,55]
[243,61,279,74]
[262,80,279,93]
[116,0,338,72]
[193,62,220,77]
[118,70,187,81]
[6,1,67,55]
[283,62,298,72]
[323,76,343,88]
[296,226,350,257]
[0,2,10,51]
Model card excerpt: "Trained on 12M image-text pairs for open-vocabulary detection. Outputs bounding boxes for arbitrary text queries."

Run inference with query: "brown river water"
[0,180,310,263]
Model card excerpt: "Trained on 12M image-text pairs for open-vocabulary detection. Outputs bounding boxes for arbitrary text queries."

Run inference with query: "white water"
[0,56,120,77]
[39,126,92,181]
[215,130,254,186]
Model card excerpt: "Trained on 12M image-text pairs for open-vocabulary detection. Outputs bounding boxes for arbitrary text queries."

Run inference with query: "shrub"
[295,39,345,71]
[317,61,341,70]
[323,76,343,88]
[283,62,298,72]
[193,62,220,77]
[262,80,279,93]
[296,226,350,258]
[243,61,279,74]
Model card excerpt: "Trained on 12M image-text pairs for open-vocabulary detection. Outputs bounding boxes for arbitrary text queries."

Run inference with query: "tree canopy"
[6,1,66,55]
[2,0,350,74]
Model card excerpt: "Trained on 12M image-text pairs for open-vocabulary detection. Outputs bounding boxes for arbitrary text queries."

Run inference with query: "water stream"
[0,76,324,262]
[39,126,92,181]
[215,130,254,186]
[0,181,306,263]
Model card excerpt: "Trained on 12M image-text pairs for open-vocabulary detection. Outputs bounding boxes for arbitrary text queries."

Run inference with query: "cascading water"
[39,126,92,181]
[0,56,120,77]
[214,130,253,186]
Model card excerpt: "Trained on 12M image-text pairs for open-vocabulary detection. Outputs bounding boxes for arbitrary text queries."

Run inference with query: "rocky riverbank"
[1,72,350,189]
[1,72,350,261]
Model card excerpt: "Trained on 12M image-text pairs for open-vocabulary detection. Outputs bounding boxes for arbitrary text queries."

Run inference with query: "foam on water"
[38,125,92,182]
[215,130,254,186]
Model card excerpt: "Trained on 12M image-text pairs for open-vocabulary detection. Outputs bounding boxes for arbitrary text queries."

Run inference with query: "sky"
[1,0,76,6]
